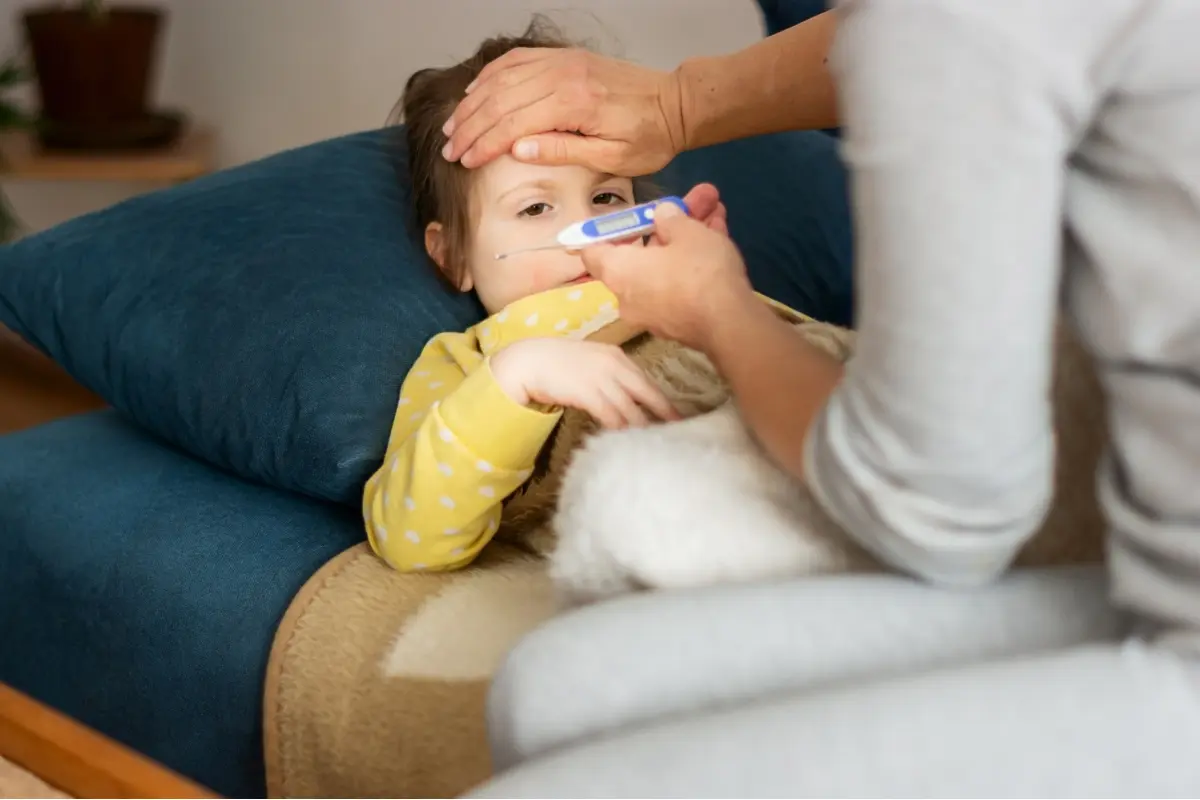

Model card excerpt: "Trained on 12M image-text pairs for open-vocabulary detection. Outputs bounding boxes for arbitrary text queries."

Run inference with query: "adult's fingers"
[457,97,588,169]
[585,208,701,279]
[442,60,556,157]
[464,47,549,95]
[647,199,692,244]
[444,48,573,165]
[682,183,720,221]
[580,241,622,282]
[706,205,729,236]
[508,132,626,172]
[680,183,729,236]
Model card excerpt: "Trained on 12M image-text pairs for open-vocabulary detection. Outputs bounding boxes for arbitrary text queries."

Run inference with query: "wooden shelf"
[0,128,214,183]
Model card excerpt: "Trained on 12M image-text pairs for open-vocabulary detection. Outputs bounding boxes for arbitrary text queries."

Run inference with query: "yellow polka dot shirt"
[361,280,624,572]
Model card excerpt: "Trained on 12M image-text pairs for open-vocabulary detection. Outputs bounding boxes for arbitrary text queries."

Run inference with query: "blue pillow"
[754,0,830,35]
[0,127,850,506]
[0,129,484,504]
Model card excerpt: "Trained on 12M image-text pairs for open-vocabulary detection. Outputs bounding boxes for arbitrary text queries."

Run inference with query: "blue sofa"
[0,6,851,794]
[0,411,362,794]
[0,130,851,797]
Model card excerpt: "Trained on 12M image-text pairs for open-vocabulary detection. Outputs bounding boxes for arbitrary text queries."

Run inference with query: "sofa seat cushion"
[0,411,362,798]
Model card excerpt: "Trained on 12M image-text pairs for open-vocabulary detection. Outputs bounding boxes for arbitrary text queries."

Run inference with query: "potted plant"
[0,51,33,242]
[22,0,179,150]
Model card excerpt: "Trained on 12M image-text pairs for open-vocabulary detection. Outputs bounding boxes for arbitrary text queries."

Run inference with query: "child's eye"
[518,202,552,218]
[593,192,627,206]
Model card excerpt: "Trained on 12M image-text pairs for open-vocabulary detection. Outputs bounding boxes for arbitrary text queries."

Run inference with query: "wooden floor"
[0,325,104,436]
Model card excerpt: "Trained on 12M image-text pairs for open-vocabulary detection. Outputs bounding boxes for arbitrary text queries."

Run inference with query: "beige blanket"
[261,325,745,798]
[263,313,1107,798]
[263,541,555,798]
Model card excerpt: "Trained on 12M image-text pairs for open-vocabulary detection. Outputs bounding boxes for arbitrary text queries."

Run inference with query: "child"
[362,20,686,573]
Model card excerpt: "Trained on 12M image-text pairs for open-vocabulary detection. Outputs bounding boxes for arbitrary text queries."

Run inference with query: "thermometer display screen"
[593,211,640,236]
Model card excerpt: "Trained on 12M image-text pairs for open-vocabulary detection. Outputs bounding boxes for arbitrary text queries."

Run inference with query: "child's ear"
[424,222,473,292]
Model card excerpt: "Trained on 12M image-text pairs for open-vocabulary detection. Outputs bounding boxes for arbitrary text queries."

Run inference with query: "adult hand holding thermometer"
[494,196,689,260]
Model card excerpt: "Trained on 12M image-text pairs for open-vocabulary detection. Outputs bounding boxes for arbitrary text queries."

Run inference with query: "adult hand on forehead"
[441,47,684,177]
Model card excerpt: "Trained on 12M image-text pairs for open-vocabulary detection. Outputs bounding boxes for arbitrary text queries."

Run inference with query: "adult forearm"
[704,297,844,479]
[674,10,839,151]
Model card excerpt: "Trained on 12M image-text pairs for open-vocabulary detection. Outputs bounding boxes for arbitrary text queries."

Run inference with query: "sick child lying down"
[362,18,1106,604]
[361,17,801,575]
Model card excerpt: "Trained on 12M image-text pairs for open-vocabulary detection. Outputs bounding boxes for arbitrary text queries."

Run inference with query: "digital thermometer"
[494,195,689,260]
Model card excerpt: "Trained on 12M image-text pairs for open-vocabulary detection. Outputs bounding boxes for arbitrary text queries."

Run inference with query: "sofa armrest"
[263,542,561,799]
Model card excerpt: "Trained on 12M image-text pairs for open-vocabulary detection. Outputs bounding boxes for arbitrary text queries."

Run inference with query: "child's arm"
[362,331,562,571]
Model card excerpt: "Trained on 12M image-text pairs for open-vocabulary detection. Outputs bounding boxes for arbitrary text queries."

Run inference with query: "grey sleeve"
[803,1,1083,587]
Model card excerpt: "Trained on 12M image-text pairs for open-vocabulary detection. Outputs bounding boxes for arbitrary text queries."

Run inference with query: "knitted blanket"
[263,312,1106,798]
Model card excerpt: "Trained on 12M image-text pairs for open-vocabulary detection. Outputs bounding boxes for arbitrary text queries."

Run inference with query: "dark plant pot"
[22,5,164,128]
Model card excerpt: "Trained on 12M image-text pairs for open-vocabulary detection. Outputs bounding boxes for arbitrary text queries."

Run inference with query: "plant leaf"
[0,101,30,129]
[0,191,23,244]
[0,58,30,88]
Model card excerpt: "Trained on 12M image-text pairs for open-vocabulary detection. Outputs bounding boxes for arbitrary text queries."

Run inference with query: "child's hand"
[491,338,681,429]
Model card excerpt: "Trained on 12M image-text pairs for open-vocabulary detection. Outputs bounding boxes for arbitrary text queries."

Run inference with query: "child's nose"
[563,205,593,226]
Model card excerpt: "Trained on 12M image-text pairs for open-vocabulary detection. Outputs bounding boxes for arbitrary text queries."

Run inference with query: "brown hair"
[390,16,657,290]
[390,17,571,288]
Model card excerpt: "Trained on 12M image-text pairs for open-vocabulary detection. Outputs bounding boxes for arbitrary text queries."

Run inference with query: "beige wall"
[0,0,763,233]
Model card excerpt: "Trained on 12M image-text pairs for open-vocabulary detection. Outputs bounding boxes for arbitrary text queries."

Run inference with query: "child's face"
[427,155,638,314]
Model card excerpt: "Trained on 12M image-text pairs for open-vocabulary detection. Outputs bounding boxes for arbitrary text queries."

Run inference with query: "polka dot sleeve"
[361,332,562,572]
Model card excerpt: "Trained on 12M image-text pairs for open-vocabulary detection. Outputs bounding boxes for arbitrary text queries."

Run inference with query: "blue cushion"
[0,410,363,798]
[754,0,830,35]
[0,127,851,507]
[0,129,485,506]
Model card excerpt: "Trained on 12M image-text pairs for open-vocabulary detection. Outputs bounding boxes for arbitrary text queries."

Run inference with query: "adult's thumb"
[580,242,619,280]
[512,133,615,171]
[649,199,689,244]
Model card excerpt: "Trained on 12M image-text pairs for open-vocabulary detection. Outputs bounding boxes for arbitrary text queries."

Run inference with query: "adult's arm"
[676,8,838,150]
[589,1,1079,589]
[781,1,1079,587]
[442,11,838,174]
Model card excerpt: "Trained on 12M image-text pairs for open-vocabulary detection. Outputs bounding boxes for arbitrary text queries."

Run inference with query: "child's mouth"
[567,275,593,285]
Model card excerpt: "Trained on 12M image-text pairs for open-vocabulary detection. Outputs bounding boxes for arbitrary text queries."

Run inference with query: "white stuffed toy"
[543,319,1108,607]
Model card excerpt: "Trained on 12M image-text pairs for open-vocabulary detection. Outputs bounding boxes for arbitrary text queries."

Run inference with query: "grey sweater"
[805,0,1200,636]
